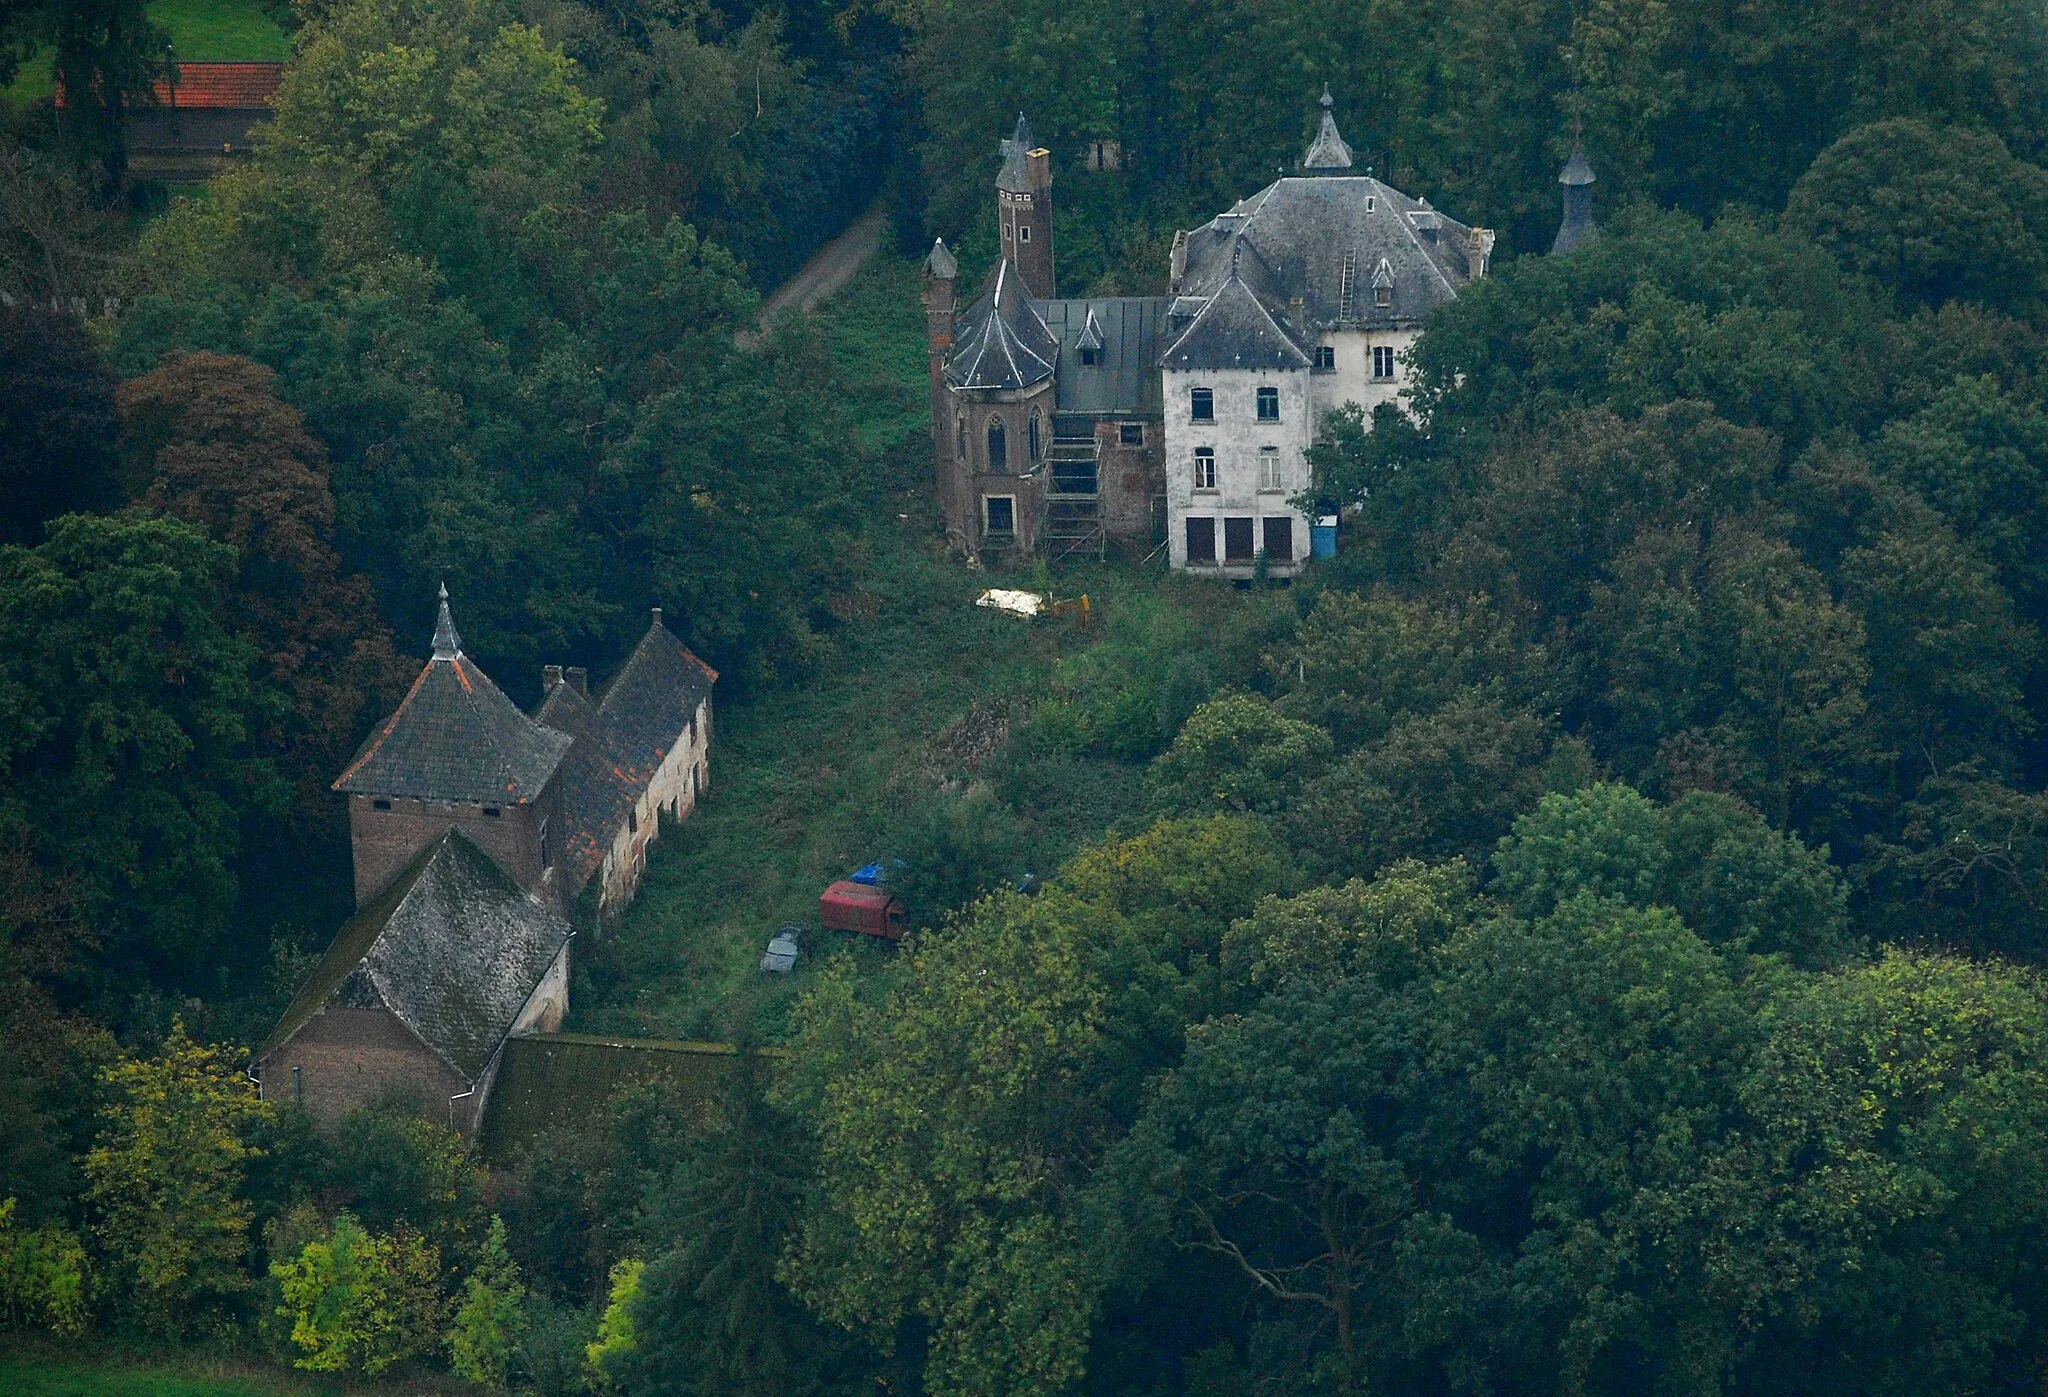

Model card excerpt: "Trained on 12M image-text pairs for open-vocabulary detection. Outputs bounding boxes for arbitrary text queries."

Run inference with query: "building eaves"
[1159,272,1313,371]
[945,259,1059,391]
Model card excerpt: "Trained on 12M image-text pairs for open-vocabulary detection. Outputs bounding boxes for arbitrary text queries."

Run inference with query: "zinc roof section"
[263,831,572,1082]
[1175,175,1478,331]
[1033,297,1171,414]
[334,602,573,805]
[945,259,1060,391]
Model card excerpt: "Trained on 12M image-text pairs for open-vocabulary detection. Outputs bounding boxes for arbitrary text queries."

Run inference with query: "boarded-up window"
[1185,517,1215,563]
[1263,516,1294,562]
[1224,517,1256,561]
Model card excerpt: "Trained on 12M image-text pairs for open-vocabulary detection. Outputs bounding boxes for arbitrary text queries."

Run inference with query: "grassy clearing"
[0,1340,484,1395]
[570,250,1293,1043]
[3,0,288,107]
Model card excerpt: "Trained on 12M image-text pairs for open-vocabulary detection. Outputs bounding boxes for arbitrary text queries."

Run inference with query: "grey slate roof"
[1553,145,1597,254]
[1160,272,1313,371]
[335,592,573,805]
[536,613,717,895]
[263,830,571,1082]
[996,114,1037,193]
[1169,173,1480,339]
[925,237,957,280]
[945,259,1059,391]
[1560,146,1595,186]
[1033,297,1170,414]
[1301,86,1353,172]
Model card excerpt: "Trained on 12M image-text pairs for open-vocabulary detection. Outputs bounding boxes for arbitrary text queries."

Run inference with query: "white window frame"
[1258,447,1283,492]
[1193,447,1217,492]
[1256,385,1280,422]
[1372,345,1396,380]
[1018,223,1031,242]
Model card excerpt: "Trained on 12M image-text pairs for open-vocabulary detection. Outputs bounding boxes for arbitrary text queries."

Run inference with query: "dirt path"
[735,207,886,350]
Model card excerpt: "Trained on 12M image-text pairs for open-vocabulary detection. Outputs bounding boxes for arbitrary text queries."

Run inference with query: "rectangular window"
[1018,224,1031,242]
[985,495,1016,534]
[1224,517,1256,562]
[1256,386,1280,421]
[1375,285,1392,309]
[1185,516,1216,563]
[483,806,502,818]
[1190,386,1214,421]
[1313,346,1335,370]
[1119,422,1144,445]
[1193,447,1216,491]
[372,798,392,811]
[1365,195,1377,213]
[1372,345,1396,379]
[1263,516,1295,562]
[1081,346,1101,365]
[1258,447,1283,491]
[1002,223,1012,240]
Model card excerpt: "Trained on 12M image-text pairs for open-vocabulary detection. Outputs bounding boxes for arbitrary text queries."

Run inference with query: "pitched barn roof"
[945,259,1060,391]
[60,62,284,111]
[335,590,572,805]
[535,611,717,894]
[263,830,571,1082]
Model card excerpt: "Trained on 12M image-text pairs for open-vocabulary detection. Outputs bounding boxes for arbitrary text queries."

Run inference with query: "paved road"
[735,207,886,350]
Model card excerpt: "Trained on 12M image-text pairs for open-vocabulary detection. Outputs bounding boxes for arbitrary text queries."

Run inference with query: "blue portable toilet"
[1310,515,1338,560]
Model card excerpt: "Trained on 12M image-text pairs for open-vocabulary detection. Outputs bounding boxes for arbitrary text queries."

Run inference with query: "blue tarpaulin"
[850,862,885,885]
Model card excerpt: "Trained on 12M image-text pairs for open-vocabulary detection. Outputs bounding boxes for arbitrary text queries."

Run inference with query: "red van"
[820,880,907,939]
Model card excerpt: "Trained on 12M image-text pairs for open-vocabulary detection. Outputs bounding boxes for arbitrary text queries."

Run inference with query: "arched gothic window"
[987,419,1008,473]
[955,412,967,462]
[1028,411,1042,462]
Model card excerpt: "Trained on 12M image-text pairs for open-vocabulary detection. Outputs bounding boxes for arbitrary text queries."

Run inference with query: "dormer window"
[1375,285,1392,308]
[1365,196,1377,213]
[1081,346,1102,366]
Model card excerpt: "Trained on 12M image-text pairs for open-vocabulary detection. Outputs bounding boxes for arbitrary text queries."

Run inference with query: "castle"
[923,91,1594,575]
[257,590,716,1135]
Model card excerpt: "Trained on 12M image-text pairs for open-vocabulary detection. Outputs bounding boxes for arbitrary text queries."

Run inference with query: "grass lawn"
[569,249,1291,1044]
[3,0,289,107]
[0,1342,479,1395]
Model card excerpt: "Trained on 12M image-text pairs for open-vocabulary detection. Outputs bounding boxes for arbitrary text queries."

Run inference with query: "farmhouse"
[256,589,716,1133]
[925,92,1595,576]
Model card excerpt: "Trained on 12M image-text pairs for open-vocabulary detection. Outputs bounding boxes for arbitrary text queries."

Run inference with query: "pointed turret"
[994,111,1055,298]
[1301,85,1354,174]
[431,581,461,659]
[1552,144,1597,253]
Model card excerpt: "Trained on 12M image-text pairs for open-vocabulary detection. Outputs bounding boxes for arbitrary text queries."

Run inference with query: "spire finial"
[1320,83,1334,110]
[431,582,462,660]
[1301,88,1354,174]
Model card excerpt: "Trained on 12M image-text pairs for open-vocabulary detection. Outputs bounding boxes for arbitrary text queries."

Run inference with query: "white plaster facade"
[596,694,712,915]
[1163,366,1314,577]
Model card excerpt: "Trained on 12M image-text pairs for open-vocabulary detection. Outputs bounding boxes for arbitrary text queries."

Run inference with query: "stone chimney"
[1170,230,1188,293]
[543,664,564,691]
[650,605,663,630]
[1467,226,1496,278]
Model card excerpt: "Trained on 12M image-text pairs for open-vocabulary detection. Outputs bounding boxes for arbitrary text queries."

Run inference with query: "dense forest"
[6,0,2048,1392]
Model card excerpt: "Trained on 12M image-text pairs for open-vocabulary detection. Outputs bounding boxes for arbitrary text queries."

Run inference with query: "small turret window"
[1018,224,1031,242]
[1029,411,1043,461]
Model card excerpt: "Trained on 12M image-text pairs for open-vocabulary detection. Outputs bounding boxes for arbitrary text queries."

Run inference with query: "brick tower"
[996,114,1055,298]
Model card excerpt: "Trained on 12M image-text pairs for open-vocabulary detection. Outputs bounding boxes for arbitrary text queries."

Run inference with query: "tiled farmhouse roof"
[262,830,571,1082]
[334,588,572,805]
[56,61,283,111]
[945,258,1060,391]
[535,611,717,894]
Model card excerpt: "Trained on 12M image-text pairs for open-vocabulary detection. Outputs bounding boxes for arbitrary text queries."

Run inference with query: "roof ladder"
[1339,250,1358,319]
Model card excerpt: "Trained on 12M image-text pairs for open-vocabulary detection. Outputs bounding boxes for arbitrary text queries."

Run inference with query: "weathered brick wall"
[349,783,563,908]
[1095,424,1164,543]
[260,1006,469,1132]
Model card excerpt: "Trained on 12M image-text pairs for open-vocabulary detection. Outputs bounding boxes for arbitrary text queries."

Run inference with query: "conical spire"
[1301,85,1354,174]
[431,582,462,660]
[1552,142,1597,253]
[925,236,957,280]
[1013,112,1033,149]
